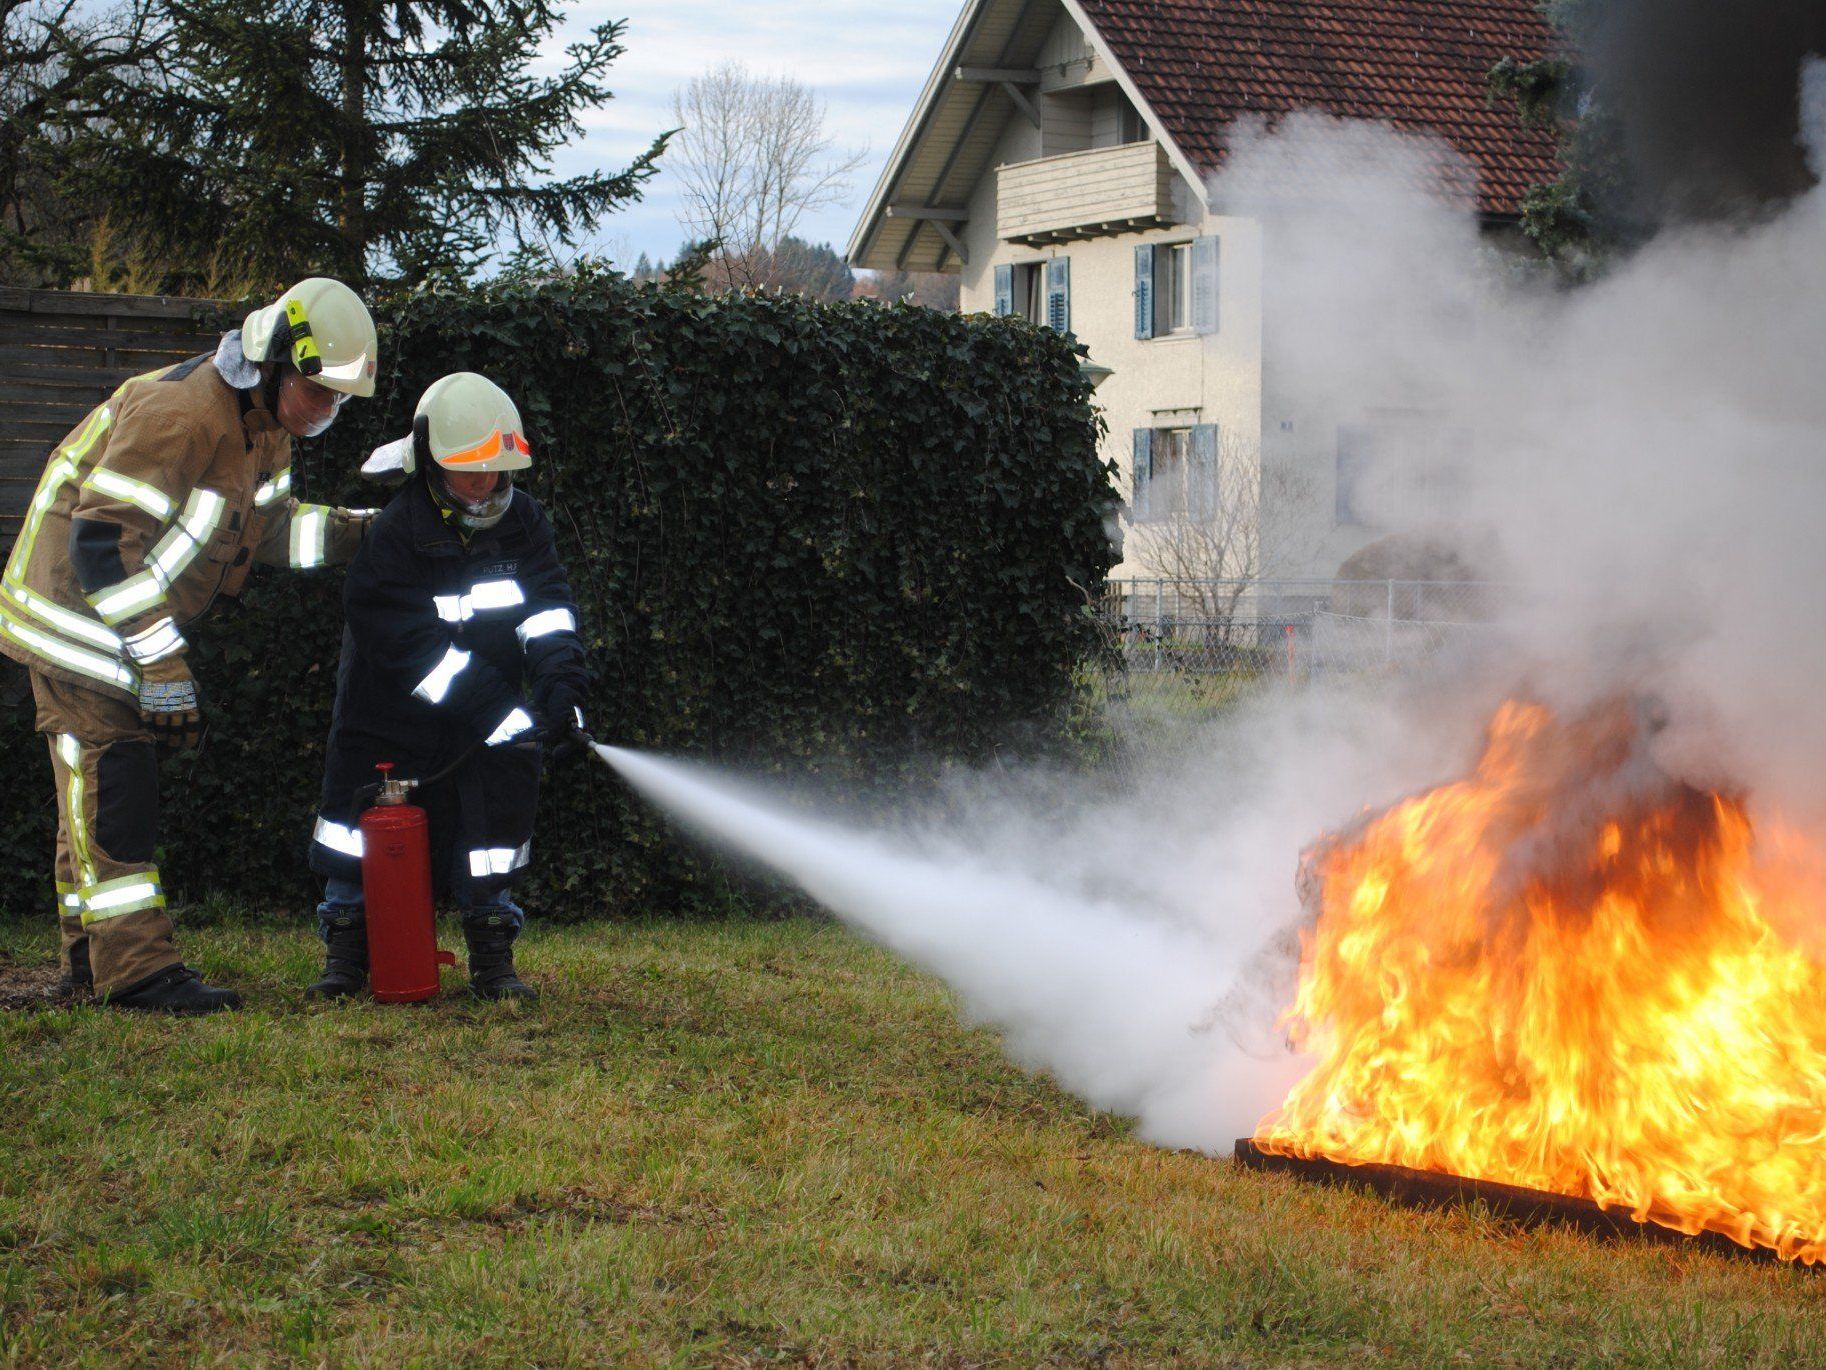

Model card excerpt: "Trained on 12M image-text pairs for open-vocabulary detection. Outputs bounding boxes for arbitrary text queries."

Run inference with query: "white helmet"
[362,372,531,531]
[241,277,378,398]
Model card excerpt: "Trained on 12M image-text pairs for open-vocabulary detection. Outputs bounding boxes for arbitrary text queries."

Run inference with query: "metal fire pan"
[1234,1138,1803,1267]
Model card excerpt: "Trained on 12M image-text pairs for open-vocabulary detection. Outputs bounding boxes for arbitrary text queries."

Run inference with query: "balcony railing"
[997,141,1177,245]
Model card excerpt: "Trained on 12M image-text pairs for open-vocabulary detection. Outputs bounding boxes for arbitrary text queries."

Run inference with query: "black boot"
[305,914,368,999]
[51,940,93,1003]
[106,964,242,1015]
[463,913,538,1001]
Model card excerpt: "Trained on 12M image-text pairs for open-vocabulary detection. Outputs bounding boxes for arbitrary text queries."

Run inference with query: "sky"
[541,0,965,269]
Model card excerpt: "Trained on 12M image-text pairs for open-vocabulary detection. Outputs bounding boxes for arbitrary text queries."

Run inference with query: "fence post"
[1154,578,1164,674]
[1384,579,1395,666]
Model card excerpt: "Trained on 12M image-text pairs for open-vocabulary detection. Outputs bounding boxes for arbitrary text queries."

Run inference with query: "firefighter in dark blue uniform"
[306,373,587,1000]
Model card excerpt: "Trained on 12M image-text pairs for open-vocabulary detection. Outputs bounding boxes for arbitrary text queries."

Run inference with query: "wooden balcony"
[997,141,1177,245]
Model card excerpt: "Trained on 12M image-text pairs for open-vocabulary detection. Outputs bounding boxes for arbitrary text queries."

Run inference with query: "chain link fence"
[1097,579,1502,679]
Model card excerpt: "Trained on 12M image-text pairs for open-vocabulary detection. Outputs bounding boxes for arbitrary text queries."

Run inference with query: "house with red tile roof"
[849,0,1558,581]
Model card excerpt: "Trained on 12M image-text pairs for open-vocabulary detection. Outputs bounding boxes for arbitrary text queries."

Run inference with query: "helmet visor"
[284,370,351,438]
[431,467,515,531]
[313,350,374,391]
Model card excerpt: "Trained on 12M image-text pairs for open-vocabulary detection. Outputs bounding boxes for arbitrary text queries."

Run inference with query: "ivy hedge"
[0,271,1118,919]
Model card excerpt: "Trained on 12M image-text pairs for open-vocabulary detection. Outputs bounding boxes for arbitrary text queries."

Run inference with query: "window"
[1014,263,1045,324]
[1131,424,1218,523]
[1119,100,1148,145]
[1061,87,1150,152]
[994,258,1071,332]
[1134,238,1218,340]
[1156,243,1191,333]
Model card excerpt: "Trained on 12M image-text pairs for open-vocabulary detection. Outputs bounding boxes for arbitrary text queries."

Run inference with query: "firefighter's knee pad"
[94,739,159,863]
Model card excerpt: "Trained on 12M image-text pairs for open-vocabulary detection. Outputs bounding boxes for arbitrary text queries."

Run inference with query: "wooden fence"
[0,287,226,551]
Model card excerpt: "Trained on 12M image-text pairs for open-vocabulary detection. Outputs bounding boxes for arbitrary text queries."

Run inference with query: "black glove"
[532,674,588,765]
[544,727,587,767]
[533,674,585,730]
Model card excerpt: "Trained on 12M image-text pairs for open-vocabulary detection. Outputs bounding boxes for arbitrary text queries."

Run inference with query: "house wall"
[1259,386,1381,583]
[1258,219,1538,583]
[1035,11,1106,89]
[957,14,1273,580]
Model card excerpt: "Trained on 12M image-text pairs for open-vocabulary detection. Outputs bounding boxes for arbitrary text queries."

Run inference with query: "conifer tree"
[2,0,161,286]
[70,0,665,287]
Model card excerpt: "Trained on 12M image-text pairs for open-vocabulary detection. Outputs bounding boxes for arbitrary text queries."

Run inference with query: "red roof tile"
[1077,0,1562,216]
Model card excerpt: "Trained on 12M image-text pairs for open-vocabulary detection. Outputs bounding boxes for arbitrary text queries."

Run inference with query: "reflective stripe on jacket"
[0,350,367,699]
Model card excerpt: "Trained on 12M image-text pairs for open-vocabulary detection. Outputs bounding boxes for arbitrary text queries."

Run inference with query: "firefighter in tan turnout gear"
[0,277,379,1013]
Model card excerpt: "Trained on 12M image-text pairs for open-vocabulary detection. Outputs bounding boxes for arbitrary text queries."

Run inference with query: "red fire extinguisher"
[360,762,456,1003]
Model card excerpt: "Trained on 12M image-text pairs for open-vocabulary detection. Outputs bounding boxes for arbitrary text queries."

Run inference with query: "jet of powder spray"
[594,744,1308,1151]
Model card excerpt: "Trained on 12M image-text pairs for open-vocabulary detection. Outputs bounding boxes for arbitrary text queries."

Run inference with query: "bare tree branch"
[1125,430,1321,630]
[671,60,866,286]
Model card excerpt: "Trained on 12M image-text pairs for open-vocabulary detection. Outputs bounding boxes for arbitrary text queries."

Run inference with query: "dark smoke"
[1591,0,1826,218]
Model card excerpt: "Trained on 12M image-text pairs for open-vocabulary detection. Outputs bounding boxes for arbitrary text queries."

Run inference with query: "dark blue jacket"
[328,476,585,755]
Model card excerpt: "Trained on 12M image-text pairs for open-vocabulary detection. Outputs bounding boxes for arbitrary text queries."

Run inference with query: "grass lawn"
[0,916,1820,1366]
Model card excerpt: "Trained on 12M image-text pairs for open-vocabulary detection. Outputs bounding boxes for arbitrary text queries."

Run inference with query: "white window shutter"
[1191,236,1220,335]
[1046,257,1071,332]
[1134,245,1155,339]
[1132,428,1153,521]
[993,264,1013,317]
[1191,424,1219,519]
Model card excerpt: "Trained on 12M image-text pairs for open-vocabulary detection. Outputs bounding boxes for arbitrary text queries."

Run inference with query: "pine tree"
[2,0,161,286]
[1487,0,1651,269]
[67,0,666,288]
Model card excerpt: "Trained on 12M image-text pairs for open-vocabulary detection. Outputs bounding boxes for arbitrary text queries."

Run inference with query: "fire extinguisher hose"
[348,738,486,816]
[348,723,608,817]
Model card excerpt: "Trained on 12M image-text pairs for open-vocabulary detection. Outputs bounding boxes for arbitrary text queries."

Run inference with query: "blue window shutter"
[1191,236,1220,335]
[1046,257,1071,332]
[993,263,1013,317]
[1191,424,1219,519]
[1134,245,1155,339]
[1132,428,1154,521]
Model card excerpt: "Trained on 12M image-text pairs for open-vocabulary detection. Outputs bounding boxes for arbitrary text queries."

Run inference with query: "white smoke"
[604,62,1826,1152]
[1225,83,1826,827]
[598,677,1480,1153]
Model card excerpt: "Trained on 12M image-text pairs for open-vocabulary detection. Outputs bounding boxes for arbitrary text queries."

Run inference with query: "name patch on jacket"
[478,560,519,578]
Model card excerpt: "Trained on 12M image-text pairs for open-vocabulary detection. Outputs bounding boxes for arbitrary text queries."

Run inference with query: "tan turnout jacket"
[0,350,367,701]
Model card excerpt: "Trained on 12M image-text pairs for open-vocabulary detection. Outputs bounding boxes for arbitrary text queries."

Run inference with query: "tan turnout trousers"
[32,671,177,995]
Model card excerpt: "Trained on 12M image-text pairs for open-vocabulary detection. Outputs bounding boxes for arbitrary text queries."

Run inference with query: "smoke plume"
[606,53,1826,1152]
[1588,0,1826,221]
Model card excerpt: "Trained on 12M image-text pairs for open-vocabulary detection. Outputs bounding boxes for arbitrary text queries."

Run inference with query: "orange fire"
[1254,699,1826,1262]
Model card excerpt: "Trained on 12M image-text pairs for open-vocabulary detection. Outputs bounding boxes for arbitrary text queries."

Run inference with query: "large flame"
[1254,699,1826,1261]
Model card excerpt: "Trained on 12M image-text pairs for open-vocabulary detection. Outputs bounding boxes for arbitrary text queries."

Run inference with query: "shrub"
[0,271,1117,919]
